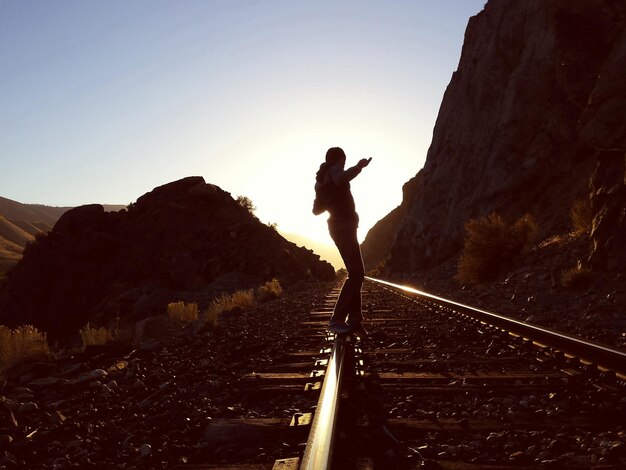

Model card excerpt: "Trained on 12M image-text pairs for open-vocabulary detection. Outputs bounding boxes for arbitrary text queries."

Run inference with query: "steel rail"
[367,277,626,376]
[300,334,350,470]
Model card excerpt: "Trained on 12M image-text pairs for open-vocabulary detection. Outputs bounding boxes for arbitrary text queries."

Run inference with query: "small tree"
[236,195,256,214]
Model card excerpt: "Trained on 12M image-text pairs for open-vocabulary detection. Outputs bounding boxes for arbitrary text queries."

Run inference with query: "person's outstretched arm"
[329,158,372,185]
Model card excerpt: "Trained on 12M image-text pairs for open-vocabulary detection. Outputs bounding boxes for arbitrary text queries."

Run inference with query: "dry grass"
[561,263,592,289]
[0,325,52,373]
[167,301,199,323]
[256,278,283,302]
[204,289,255,327]
[79,322,111,347]
[79,319,132,348]
[457,212,538,285]
[571,198,593,234]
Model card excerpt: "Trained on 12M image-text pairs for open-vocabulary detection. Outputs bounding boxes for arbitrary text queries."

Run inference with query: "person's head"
[325,147,346,167]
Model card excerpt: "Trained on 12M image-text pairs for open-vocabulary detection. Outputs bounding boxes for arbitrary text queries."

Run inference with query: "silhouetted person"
[316,147,371,335]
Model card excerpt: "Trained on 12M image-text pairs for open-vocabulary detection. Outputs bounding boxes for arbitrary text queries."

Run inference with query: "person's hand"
[358,157,372,169]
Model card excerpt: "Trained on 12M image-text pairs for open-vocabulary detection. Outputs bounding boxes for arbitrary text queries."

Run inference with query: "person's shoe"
[347,320,368,337]
[328,320,351,335]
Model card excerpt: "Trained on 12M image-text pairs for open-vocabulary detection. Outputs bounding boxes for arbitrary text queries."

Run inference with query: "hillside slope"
[0,216,35,248]
[0,177,335,340]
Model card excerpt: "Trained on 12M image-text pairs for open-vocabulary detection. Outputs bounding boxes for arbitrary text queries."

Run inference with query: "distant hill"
[0,196,125,274]
[279,231,343,270]
[0,177,334,340]
[0,196,72,225]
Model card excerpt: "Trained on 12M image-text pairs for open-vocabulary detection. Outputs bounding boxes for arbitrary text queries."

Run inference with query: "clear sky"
[1,0,485,252]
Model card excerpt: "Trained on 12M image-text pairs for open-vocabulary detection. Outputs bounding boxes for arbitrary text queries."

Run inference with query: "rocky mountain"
[0,177,334,340]
[0,197,126,274]
[362,0,626,274]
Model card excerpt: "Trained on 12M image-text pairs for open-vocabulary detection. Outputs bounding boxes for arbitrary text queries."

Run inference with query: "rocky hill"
[362,0,626,274]
[0,177,334,340]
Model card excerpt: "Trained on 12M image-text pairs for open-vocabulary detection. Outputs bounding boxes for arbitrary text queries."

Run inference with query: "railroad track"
[191,277,626,469]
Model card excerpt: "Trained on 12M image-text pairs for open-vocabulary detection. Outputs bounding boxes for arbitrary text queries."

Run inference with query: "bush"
[256,278,283,302]
[457,212,538,284]
[79,322,110,347]
[236,195,256,214]
[167,301,199,323]
[561,263,592,289]
[204,289,255,327]
[79,319,132,348]
[0,325,52,373]
[571,198,593,234]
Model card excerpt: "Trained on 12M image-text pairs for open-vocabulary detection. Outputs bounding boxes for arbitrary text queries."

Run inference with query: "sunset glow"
[1,1,485,264]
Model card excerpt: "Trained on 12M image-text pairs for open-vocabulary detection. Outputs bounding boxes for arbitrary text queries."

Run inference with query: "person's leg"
[341,233,364,326]
[329,224,364,328]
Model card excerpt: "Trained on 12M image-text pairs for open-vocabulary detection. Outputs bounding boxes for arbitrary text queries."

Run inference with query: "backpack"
[312,164,337,215]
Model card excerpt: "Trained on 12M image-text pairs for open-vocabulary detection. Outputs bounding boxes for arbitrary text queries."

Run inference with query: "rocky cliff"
[363,0,626,274]
[0,177,334,339]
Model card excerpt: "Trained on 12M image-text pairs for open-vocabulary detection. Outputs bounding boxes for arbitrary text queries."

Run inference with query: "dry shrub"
[457,212,538,284]
[79,319,132,348]
[204,303,222,327]
[256,278,283,302]
[167,301,199,323]
[571,198,593,234]
[230,289,255,310]
[561,264,592,289]
[79,323,111,347]
[204,289,255,327]
[0,325,52,372]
